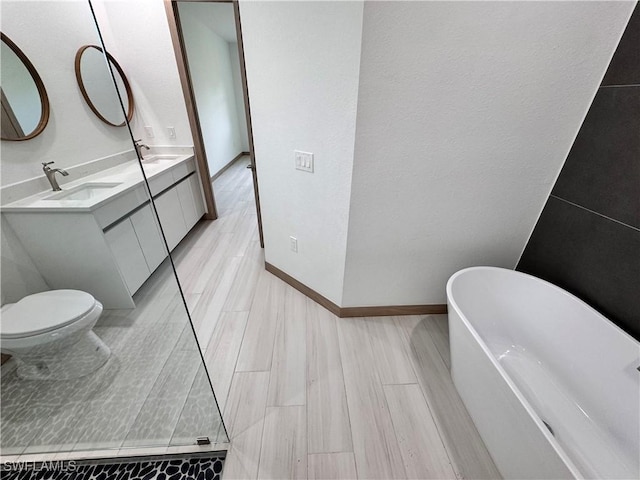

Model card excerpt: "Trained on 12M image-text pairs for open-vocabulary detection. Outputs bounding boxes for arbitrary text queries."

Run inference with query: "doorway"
[165,0,263,247]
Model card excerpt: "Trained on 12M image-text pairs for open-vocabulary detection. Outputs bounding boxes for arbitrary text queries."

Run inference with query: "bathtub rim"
[444,265,638,480]
[447,266,638,344]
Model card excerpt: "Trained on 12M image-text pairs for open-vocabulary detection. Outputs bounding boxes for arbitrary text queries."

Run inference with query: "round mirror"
[0,33,50,141]
[75,45,134,127]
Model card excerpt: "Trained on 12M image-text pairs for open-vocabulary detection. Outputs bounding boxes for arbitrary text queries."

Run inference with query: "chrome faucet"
[42,162,69,191]
[135,139,150,160]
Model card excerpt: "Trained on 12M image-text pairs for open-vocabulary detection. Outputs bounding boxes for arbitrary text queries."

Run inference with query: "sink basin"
[45,183,122,201]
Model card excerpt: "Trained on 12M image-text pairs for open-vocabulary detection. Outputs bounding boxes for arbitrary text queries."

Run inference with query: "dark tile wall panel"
[601,6,640,86]
[551,86,640,228]
[518,197,640,339]
[518,4,640,341]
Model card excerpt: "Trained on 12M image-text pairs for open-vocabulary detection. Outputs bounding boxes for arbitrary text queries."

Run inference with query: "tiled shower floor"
[0,260,225,457]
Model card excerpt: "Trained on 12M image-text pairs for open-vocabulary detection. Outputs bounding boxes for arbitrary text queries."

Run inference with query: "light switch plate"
[167,127,176,139]
[144,126,154,138]
[294,150,313,173]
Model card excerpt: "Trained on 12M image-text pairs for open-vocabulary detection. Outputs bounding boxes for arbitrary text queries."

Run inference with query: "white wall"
[0,0,132,187]
[92,0,193,147]
[229,42,250,153]
[1,216,49,305]
[341,1,636,306]
[179,2,246,176]
[240,1,364,304]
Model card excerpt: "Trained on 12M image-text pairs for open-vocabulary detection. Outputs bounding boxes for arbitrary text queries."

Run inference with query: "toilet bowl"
[0,290,110,380]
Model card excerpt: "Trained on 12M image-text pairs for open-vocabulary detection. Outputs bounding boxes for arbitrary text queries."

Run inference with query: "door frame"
[164,0,264,247]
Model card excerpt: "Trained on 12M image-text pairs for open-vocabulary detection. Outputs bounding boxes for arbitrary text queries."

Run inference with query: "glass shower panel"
[0,0,226,458]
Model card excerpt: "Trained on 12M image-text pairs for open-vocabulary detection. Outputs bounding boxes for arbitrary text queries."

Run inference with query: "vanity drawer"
[94,185,148,229]
[171,157,196,183]
[147,169,175,196]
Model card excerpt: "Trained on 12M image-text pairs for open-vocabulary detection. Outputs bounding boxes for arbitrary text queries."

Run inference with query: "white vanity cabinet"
[3,211,138,309]
[130,205,166,273]
[154,188,187,252]
[179,174,206,228]
[147,163,204,252]
[103,203,167,294]
[104,218,151,294]
[102,168,204,293]
[3,155,206,309]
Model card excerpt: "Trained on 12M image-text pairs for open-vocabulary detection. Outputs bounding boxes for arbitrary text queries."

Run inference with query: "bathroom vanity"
[1,151,205,309]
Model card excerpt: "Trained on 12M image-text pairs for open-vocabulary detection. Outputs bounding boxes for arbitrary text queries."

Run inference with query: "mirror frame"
[1,32,50,141]
[74,45,134,127]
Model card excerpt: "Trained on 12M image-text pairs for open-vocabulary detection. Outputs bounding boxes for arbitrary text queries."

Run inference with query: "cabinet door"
[153,187,187,251]
[176,178,199,231]
[104,219,150,294]
[130,204,167,273]
[189,173,206,220]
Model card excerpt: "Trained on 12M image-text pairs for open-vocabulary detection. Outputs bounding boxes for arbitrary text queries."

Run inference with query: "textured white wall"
[178,2,246,176]
[93,0,193,147]
[0,0,132,187]
[341,1,636,307]
[240,0,364,304]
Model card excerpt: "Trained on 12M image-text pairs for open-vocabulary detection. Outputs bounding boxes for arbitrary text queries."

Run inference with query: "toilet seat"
[0,290,98,339]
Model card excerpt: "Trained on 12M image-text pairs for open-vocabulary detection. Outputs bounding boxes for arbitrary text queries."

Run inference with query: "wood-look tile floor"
[173,157,501,480]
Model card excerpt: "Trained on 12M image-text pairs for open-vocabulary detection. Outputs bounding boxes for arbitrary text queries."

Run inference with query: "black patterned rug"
[0,455,225,480]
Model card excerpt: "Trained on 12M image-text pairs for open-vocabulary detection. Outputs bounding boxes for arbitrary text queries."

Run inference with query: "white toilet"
[0,290,110,380]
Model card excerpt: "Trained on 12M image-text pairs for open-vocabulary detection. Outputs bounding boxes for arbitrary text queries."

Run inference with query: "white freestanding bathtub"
[446,267,639,480]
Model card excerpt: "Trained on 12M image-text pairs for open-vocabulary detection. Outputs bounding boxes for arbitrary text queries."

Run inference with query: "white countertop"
[1,153,194,214]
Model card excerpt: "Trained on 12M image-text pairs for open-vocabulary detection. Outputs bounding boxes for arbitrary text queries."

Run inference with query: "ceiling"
[179,2,237,43]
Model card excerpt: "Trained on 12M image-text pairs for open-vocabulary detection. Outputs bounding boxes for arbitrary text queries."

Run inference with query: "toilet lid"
[0,290,96,338]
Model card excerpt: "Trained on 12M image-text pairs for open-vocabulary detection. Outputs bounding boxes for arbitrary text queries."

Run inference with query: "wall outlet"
[167,126,176,139]
[144,126,154,138]
[294,150,314,173]
[290,236,298,253]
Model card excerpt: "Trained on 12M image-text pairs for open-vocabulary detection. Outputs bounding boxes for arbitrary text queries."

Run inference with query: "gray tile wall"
[517,6,640,340]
